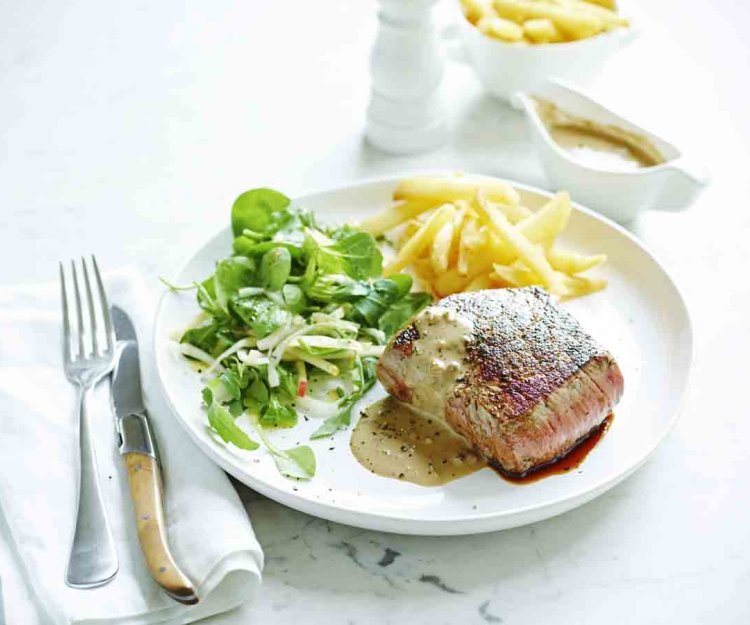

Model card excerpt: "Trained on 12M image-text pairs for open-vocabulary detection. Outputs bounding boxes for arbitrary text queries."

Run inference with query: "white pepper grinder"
[365,0,448,154]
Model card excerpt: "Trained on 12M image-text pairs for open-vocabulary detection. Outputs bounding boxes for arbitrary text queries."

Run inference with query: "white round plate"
[155,175,692,535]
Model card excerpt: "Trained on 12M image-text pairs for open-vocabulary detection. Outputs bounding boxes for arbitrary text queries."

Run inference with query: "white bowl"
[457,9,637,102]
[515,81,709,223]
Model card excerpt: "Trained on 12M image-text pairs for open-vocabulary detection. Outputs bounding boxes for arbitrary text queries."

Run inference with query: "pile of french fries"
[360,175,607,300]
[461,0,628,44]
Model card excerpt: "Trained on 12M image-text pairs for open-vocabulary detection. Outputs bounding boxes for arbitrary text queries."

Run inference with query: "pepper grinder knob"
[365,0,448,154]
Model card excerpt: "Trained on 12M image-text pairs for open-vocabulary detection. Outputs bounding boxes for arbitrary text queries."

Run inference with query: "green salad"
[167,188,432,479]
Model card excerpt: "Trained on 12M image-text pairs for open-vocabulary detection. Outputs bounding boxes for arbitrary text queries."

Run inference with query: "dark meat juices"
[351,397,612,486]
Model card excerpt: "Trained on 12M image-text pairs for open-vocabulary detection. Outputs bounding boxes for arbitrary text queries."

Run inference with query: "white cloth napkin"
[0,269,263,625]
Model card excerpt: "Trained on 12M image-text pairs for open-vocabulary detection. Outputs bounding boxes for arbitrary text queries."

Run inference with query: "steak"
[376,287,624,476]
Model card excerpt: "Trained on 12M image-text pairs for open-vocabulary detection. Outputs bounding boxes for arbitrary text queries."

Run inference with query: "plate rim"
[153,172,694,534]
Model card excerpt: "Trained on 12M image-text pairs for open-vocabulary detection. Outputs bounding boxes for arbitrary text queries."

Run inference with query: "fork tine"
[91,256,115,353]
[82,257,99,355]
[59,262,73,362]
[71,260,85,358]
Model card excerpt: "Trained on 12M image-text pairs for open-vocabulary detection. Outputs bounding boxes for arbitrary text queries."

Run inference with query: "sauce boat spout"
[653,158,710,213]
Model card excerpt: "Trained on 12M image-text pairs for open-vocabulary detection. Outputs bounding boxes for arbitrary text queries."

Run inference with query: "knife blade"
[111,306,147,424]
[111,307,159,464]
[110,306,198,605]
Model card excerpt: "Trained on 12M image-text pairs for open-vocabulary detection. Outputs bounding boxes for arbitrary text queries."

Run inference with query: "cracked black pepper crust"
[388,287,606,419]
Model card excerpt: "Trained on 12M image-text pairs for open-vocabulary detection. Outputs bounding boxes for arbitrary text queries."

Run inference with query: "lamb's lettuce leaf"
[231,188,293,238]
[350,275,413,327]
[233,238,304,259]
[231,296,291,338]
[207,401,259,451]
[310,357,377,439]
[305,230,382,281]
[250,413,316,479]
[378,292,432,337]
[180,322,224,355]
[214,257,256,310]
[259,395,297,428]
[273,445,316,480]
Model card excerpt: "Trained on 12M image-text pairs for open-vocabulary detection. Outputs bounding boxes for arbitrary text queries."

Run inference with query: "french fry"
[431,218,455,274]
[552,0,628,29]
[413,258,436,280]
[448,201,470,266]
[455,200,475,220]
[359,200,432,236]
[393,219,421,250]
[486,232,517,265]
[523,18,563,43]
[517,191,572,244]
[476,191,561,291]
[460,0,496,24]
[492,0,525,22]
[394,175,521,211]
[477,15,525,41]
[493,0,603,40]
[384,203,455,276]
[457,217,482,276]
[489,199,532,224]
[463,243,495,281]
[558,272,608,299]
[582,0,617,9]
[433,269,472,298]
[466,273,496,291]
[491,265,606,298]
[492,263,540,287]
[547,248,606,274]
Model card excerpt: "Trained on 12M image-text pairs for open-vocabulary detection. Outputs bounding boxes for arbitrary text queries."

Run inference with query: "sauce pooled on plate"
[351,396,486,486]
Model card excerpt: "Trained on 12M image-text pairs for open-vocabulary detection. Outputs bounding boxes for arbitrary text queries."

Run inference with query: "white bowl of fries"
[457,0,636,102]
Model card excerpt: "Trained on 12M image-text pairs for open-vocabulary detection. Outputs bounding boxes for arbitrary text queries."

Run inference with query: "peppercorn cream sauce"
[397,306,472,417]
[535,97,666,171]
[351,307,485,486]
[351,397,486,486]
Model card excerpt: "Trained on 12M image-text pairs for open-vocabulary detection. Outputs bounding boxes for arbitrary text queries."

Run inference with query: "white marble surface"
[1,0,749,623]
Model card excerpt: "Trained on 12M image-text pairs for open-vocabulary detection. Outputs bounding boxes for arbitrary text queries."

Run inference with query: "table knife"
[111,306,199,605]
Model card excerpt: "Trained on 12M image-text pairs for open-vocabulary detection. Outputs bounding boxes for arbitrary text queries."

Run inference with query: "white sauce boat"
[514,81,709,223]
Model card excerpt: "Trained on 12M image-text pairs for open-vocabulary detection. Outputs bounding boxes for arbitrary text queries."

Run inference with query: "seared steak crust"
[377,287,624,476]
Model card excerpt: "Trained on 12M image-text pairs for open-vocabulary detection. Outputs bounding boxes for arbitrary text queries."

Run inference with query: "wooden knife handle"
[124,452,199,605]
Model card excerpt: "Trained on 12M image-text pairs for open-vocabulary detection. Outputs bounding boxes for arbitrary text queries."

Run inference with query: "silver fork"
[59,256,119,588]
